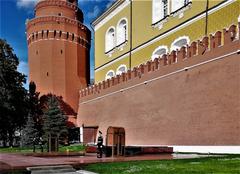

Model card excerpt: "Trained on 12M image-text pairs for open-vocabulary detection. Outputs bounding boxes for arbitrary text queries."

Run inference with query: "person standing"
[97,131,103,158]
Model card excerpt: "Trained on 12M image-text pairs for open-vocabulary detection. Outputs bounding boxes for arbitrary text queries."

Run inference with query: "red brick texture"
[26,0,90,112]
[78,24,240,146]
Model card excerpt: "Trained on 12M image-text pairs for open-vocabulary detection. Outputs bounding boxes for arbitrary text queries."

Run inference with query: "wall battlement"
[80,23,239,101]
[27,28,90,48]
[35,0,78,11]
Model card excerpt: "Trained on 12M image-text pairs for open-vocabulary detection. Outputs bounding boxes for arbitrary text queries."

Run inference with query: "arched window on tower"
[116,64,127,75]
[171,36,190,51]
[105,70,115,80]
[117,19,127,45]
[67,32,69,39]
[72,33,74,41]
[151,46,168,60]
[105,27,115,53]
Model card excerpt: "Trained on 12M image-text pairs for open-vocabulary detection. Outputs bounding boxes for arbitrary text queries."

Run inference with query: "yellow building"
[92,0,239,83]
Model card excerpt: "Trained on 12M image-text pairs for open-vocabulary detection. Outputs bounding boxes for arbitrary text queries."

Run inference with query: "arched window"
[151,46,168,60]
[116,64,127,75]
[171,0,189,13]
[105,27,115,53]
[105,70,115,80]
[152,0,169,24]
[171,36,190,51]
[117,18,127,45]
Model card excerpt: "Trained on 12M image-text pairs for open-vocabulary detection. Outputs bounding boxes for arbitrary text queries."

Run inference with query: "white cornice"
[93,0,130,31]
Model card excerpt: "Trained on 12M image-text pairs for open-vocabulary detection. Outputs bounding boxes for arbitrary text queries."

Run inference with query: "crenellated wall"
[79,24,239,100]
[77,23,240,149]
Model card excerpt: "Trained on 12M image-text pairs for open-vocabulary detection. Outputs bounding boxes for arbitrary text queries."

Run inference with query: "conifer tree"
[21,82,42,147]
[21,114,39,146]
[43,95,67,140]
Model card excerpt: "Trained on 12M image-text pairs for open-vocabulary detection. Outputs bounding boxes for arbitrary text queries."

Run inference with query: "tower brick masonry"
[26,0,91,112]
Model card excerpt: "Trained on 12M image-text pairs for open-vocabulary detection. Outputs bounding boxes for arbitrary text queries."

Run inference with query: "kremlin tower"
[26,0,90,113]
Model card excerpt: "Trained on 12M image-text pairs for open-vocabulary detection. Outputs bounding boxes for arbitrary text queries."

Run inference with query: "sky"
[0,0,114,88]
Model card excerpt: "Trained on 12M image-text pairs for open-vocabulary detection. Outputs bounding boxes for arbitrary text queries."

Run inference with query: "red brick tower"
[26,0,90,112]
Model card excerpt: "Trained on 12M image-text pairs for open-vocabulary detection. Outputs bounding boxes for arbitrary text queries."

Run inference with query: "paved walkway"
[0,153,210,172]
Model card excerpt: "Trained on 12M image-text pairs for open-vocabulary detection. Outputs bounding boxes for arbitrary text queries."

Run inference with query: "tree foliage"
[21,114,39,146]
[42,95,67,139]
[21,81,42,146]
[0,39,29,147]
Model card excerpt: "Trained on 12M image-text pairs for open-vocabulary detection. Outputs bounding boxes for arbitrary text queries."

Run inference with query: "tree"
[0,39,29,147]
[29,81,43,137]
[21,114,39,146]
[21,82,42,146]
[42,95,67,142]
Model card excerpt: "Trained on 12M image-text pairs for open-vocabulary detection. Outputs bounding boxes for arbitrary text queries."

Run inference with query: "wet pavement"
[0,152,212,172]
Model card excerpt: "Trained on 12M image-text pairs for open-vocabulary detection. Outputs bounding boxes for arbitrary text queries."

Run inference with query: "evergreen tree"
[29,81,43,137]
[21,114,39,146]
[0,39,28,147]
[42,95,67,140]
[21,82,44,147]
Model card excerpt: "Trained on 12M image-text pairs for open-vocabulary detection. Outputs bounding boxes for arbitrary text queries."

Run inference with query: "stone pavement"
[26,165,98,174]
[0,152,210,173]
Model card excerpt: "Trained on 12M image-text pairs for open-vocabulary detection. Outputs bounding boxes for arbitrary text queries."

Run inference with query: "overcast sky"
[0,0,114,88]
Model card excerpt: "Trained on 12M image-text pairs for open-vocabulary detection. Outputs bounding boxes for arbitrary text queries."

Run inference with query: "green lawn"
[0,144,85,153]
[84,155,240,174]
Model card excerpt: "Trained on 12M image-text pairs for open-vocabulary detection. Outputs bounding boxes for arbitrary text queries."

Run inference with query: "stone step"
[26,165,76,174]
[26,165,98,174]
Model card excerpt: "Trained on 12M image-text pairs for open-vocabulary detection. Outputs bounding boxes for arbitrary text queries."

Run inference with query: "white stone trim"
[94,0,131,31]
[151,45,168,60]
[28,39,87,48]
[80,127,83,143]
[170,36,190,51]
[105,26,116,53]
[152,0,170,25]
[116,17,128,46]
[105,70,115,80]
[116,64,127,75]
[125,145,240,154]
[172,146,240,154]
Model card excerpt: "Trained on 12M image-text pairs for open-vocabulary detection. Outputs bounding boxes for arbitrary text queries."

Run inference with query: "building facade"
[92,0,239,83]
[26,0,91,113]
[77,0,240,154]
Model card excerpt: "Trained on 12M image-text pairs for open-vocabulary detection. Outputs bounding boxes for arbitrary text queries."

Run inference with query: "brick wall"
[77,24,240,147]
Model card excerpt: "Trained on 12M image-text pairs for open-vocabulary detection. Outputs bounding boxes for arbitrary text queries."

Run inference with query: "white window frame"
[171,0,190,13]
[105,26,116,53]
[116,64,127,75]
[117,18,128,46]
[152,0,170,24]
[151,45,168,60]
[105,70,115,80]
[170,36,190,51]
